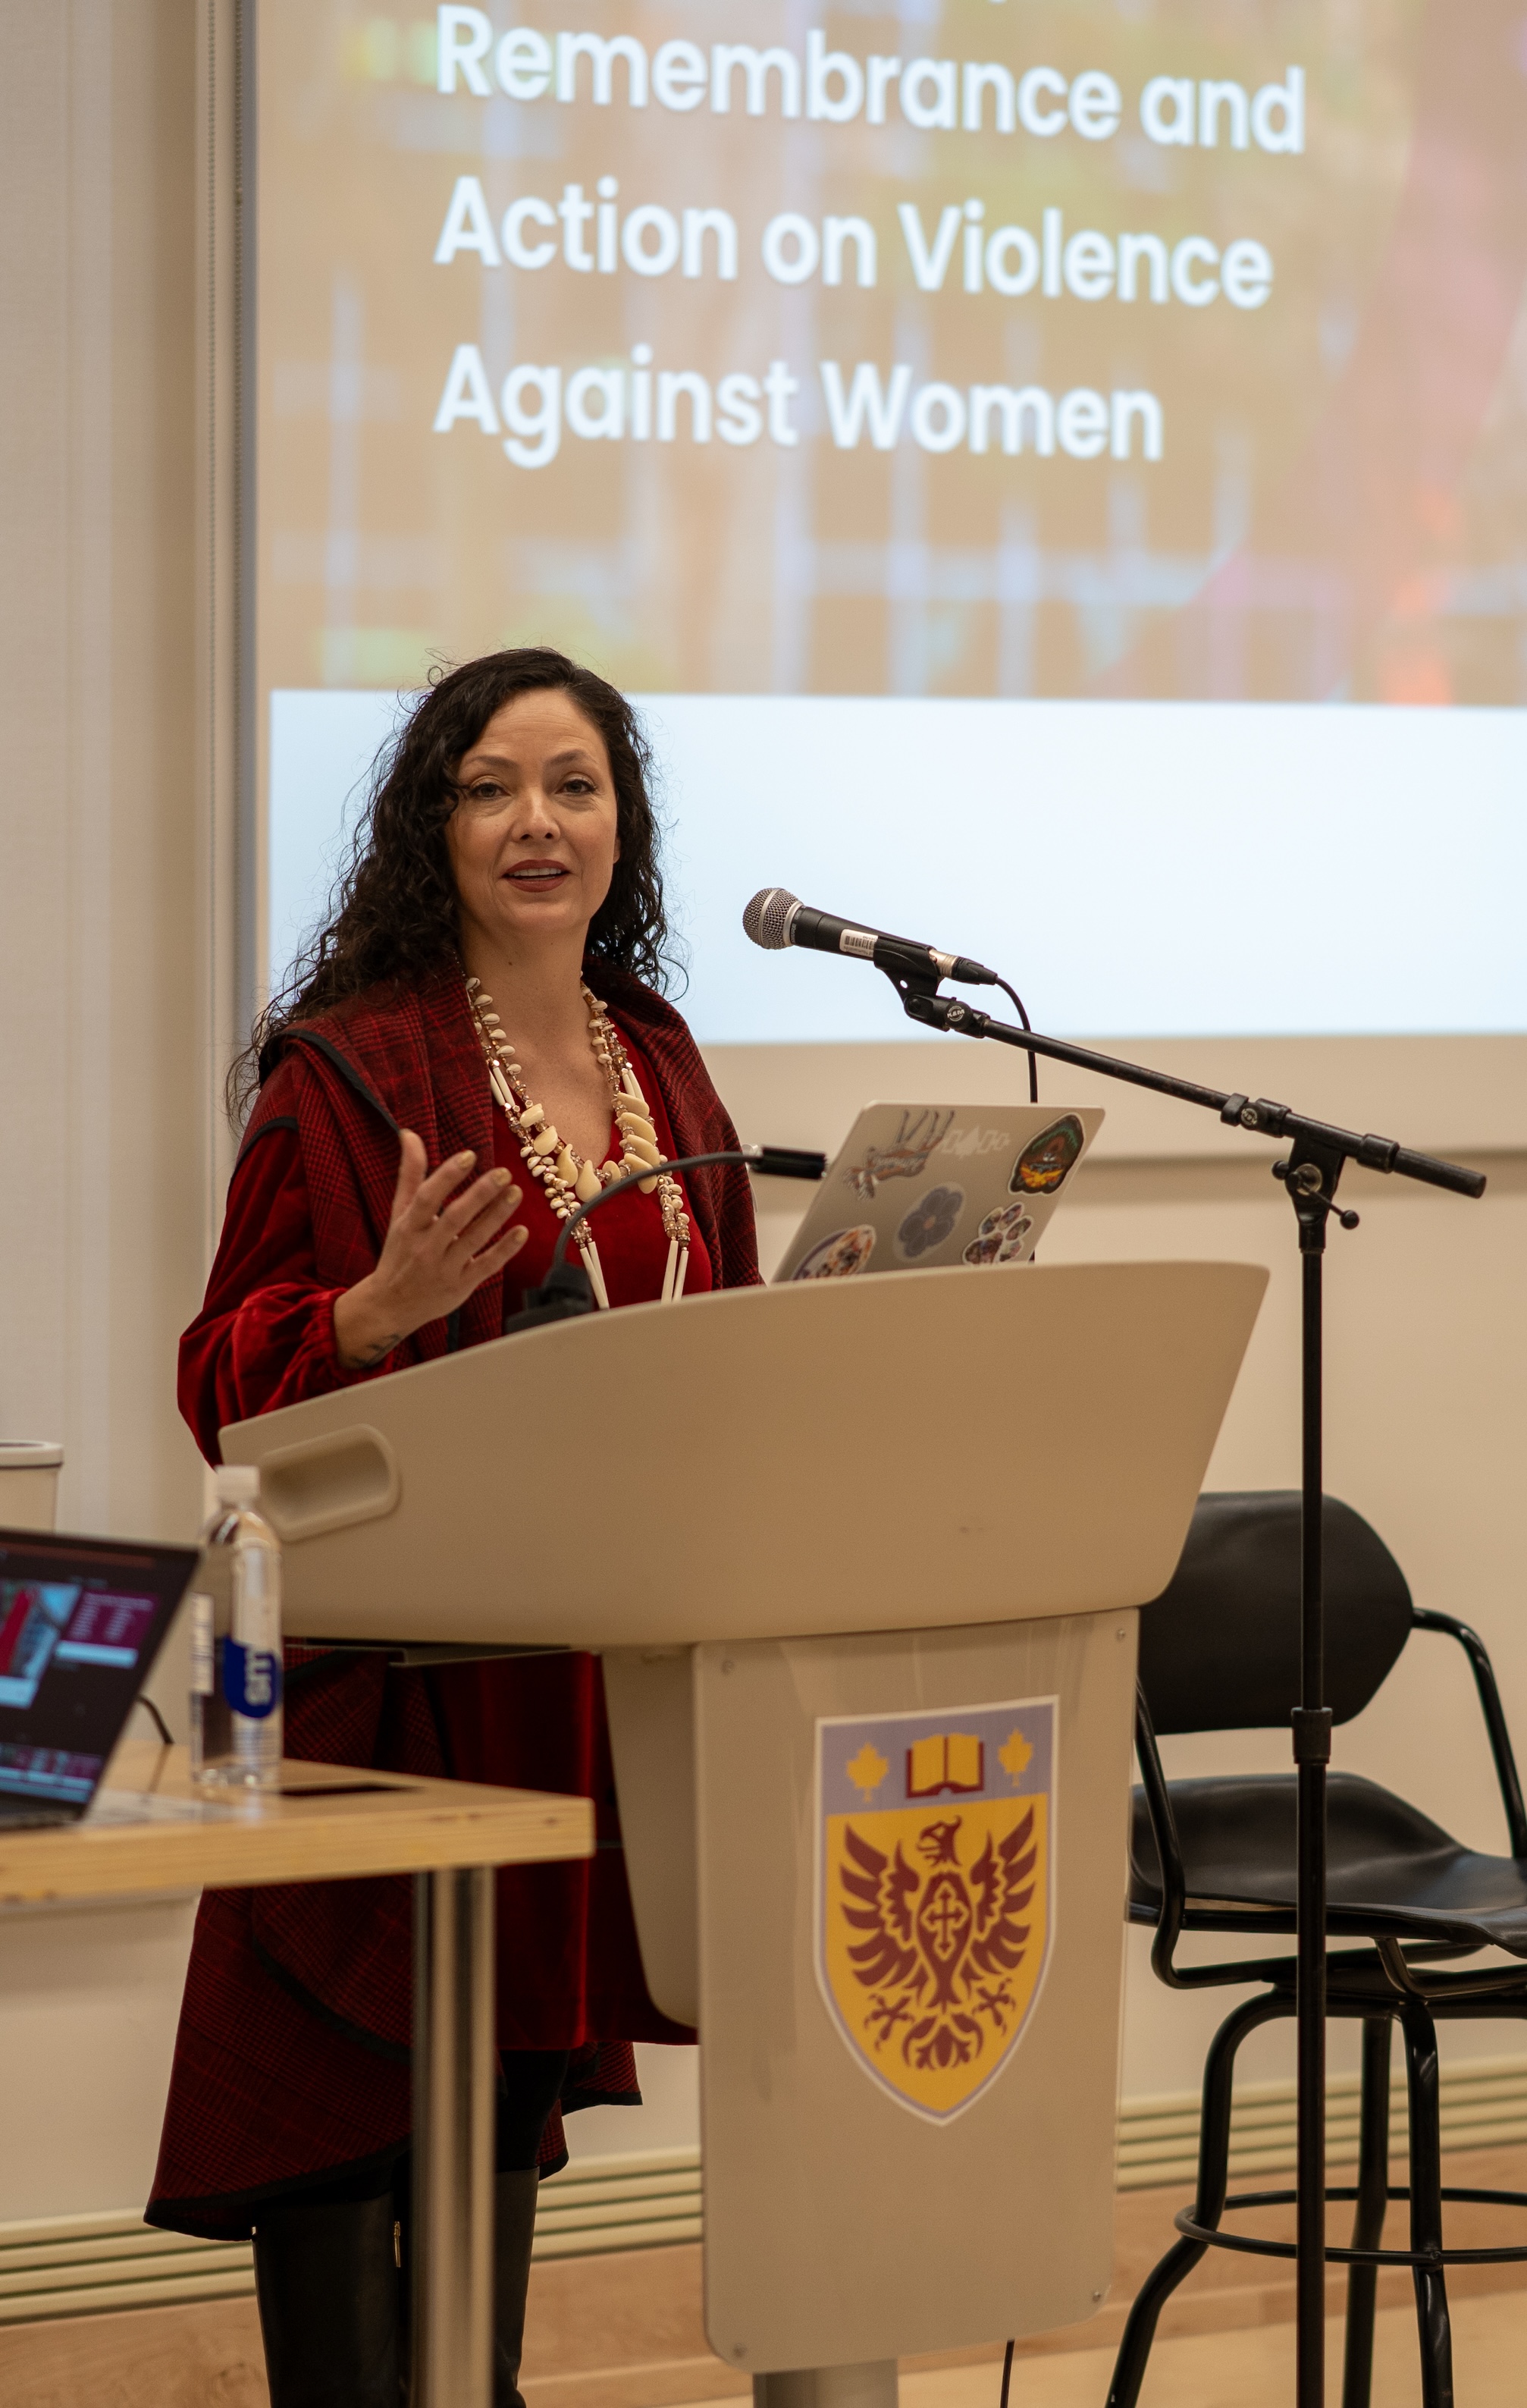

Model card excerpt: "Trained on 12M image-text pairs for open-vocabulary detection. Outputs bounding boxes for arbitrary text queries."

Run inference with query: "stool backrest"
[1138,1491,1413,1735]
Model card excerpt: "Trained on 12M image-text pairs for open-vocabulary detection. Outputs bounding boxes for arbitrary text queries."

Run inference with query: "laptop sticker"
[1009,1115,1085,1197]
[794,1225,877,1279]
[895,1185,965,1261]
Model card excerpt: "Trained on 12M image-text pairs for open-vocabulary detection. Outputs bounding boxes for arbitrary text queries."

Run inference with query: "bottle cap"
[214,1463,260,1505]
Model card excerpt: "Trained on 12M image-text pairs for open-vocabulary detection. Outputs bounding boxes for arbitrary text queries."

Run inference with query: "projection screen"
[260,1,1527,1040]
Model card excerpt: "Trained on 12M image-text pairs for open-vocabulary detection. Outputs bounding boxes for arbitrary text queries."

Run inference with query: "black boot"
[252,2190,403,2408]
[493,2167,541,2408]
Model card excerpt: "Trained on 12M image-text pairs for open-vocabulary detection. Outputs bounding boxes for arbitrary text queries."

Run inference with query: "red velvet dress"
[148,969,758,2237]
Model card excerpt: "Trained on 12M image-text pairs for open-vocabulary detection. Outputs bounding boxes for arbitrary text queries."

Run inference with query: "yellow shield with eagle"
[816,1699,1056,2122]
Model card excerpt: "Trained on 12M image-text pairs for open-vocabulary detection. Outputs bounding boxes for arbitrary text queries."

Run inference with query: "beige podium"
[224,1259,1267,2408]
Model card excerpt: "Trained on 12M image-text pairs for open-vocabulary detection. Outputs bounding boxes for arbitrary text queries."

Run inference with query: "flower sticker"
[895,1184,965,1261]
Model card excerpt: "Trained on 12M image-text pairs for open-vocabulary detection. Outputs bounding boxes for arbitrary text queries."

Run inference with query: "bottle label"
[224,1640,283,1719]
[189,1595,215,1697]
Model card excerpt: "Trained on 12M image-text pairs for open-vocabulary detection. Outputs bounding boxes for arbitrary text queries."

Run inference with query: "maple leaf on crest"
[998,1729,1033,1784]
[846,1743,889,1800]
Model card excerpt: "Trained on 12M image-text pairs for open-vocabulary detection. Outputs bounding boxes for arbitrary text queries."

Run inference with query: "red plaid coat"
[148,969,758,2237]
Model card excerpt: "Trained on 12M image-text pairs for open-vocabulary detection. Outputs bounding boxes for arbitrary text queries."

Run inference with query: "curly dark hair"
[234,648,676,1118]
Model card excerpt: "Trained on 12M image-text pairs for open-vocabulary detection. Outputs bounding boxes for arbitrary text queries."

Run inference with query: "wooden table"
[0,1741,594,2408]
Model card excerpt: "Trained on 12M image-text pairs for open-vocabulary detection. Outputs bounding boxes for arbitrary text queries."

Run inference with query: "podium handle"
[250,1423,401,1543]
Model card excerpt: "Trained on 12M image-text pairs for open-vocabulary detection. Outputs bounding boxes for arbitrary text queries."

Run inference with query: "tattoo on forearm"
[345,1331,406,1370]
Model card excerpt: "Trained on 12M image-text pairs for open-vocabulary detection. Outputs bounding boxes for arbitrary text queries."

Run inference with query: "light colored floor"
[919,2296,1527,2408]
[688,2293,1527,2408]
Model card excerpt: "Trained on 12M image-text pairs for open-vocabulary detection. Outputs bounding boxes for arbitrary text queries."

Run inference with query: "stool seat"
[1130,1772,1527,1956]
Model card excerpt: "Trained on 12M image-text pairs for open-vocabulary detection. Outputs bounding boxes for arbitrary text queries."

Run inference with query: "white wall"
[0,1898,197,2221]
[0,0,207,2226]
[0,0,207,1554]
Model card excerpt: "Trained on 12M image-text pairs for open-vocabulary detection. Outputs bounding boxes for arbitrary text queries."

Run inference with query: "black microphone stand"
[876,960,1486,2408]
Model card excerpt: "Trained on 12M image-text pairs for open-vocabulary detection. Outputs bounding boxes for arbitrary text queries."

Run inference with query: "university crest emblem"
[815,1698,1055,2122]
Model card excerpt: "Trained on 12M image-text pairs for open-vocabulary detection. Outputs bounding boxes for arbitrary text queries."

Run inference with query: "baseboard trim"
[535,2149,704,2259]
[0,2214,255,2325]
[1117,2048,1527,2190]
[8,2142,1527,2408]
[5,2052,1525,2325]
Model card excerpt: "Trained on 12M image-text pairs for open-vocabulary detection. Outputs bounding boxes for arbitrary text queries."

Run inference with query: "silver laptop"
[773,1102,1102,1284]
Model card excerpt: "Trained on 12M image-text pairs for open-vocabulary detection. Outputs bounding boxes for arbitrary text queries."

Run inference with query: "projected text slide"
[260,2,1527,702]
[259,5,1527,1044]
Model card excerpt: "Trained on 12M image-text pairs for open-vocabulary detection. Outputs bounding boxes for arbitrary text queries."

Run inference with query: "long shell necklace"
[466,978,691,1307]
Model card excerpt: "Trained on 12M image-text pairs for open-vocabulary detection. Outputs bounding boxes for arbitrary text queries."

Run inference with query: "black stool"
[1110,1490,1527,2408]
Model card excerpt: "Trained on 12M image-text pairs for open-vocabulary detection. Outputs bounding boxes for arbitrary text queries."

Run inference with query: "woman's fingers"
[385,1148,528,1293]
[475,1219,530,1270]
[407,1147,478,1226]
[390,1130,429,1220]
[437,1164,514,1240]
[358,1141,534,1346]
[450,1176,522,1251]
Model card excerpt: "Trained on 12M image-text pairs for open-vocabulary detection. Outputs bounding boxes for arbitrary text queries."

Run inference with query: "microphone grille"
[742,888,801,950]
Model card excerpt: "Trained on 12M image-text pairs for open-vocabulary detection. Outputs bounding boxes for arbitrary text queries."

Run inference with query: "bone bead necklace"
[466,977,691,1306]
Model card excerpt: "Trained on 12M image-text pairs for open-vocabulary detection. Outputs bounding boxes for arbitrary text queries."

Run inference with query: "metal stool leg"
[1340,2015,1392,2408]
[1400,1997,1453,2408]
[1105,1991,1287,2408]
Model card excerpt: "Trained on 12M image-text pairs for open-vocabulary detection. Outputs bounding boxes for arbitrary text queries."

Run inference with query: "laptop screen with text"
[0,1534,198,1808]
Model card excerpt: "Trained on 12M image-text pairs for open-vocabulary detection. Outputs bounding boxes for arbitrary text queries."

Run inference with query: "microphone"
[742,889,999,987]
[517,1144,829,1328]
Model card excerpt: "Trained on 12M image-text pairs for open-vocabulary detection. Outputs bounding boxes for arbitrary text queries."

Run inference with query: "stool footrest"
[1174,2184,1527,2271]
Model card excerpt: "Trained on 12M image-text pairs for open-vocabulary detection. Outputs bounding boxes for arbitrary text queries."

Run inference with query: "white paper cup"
[0,1443,64,1534]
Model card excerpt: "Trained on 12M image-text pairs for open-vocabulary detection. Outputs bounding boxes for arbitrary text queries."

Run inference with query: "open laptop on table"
[773,1100,1103,1283]
[0,1529,198,1829]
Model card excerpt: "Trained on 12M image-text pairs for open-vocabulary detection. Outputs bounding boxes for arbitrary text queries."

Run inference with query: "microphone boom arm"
[881,965,1486,1200]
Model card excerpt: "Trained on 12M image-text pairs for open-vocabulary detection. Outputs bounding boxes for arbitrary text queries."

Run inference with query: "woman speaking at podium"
[148,651,760,2407]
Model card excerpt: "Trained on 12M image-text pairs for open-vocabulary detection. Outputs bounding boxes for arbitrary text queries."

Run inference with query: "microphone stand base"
[514,1262,596,1331]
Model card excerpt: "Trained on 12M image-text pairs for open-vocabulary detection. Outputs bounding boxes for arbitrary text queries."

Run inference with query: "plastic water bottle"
[189,1471,240,1784]
[190,1465,283,1788]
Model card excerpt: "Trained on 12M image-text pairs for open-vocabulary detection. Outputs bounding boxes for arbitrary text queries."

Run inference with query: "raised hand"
[332,1131,528,1370]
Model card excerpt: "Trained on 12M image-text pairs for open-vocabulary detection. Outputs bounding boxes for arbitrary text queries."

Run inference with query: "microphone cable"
[997,979,1039,1104]
[519,1146,827,1320]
